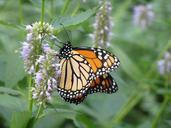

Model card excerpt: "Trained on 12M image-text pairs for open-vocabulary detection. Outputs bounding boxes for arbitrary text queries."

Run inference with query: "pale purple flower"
[157,60,165,75]
[47,79,53,91]
[167,61,171,72]
[133,4,154,30]
[28,65,35,74]
[42,43,51,53]
[51,77,58,88]
[46,91,51,97]
[35,72,43,85]
[39,91,44,96]
[32,47,60,104]
[56,69,61,76]
[32,90,38,99]
[26,33,33,42]
[21,42,32,60]
[36,55,45,64]
[157,52,171,75]
[47,77,57,90]
[91,0,113,48]
[21,22,61,105]
[26,25,33,33]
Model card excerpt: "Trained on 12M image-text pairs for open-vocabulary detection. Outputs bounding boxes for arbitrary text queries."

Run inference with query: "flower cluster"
[32,44,60,104]
[157,52,171,75]
[133,4,154,30]
[21,22,60,105]
[21,22,54,74]
[90,0,113,48]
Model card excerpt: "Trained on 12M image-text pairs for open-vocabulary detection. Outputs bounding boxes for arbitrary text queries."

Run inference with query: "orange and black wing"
[74,48,120,77]
[57,50,94,104]
[74,48,119,95]
[88,73,118,94]
[62,73,118,104]
[58,48,119,104]
[62,93,87,105]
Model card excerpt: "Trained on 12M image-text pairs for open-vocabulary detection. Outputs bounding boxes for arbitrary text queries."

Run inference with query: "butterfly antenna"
[60,23,71,42]
[55,43,62,48]
[50,35,64,48]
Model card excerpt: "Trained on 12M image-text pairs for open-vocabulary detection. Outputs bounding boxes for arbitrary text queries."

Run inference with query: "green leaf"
[29,0,41,7]
[60,0,71,15]
[0,94,27,125]
[10,111,31,128]
[33,108,77,128]
[33,114,64,128]
[52,8,96,30]
[45,108,77,120]
[0,26,25,87]
[75,114,98,128]
[0,0,5,5]
[111,45,143,81]
[164,120,171,127]
[0,53,26,87]
[85,92,127,124]
[137,121,151,128]
[0,87,22,96]
[0,20,24,30]
[156,88,171,95]
[0,94,26,111]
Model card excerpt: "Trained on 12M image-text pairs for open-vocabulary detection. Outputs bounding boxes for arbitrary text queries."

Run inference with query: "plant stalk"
[41,0,45,27]
[19,0,23,24]
[152,72,170,128]
[28,75,33,112]
[35,103,44,120]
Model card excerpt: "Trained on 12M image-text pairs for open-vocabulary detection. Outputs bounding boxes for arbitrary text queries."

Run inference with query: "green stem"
[109,38,171,127]
[41,0,45,27]
[18,0,23,24]
[50,0,54,21]
[28,75,33,112]
[60,0,70,15]
[152,96,169,128]
[35,103,44,120]
[152,74,170,128]
[33,0,46,122]
[71,1,80,16]
[109,91,143,127]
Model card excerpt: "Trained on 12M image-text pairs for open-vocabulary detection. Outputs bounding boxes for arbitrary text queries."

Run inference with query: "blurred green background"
[0,0,171,128]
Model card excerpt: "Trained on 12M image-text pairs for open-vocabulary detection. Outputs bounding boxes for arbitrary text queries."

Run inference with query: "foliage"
[0,0,171,128]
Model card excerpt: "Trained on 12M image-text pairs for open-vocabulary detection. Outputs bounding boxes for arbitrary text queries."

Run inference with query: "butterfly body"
[57,42,120,104]
[58,42,73,59]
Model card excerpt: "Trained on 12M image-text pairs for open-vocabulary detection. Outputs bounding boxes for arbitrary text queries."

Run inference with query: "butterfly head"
[59,41,73,59]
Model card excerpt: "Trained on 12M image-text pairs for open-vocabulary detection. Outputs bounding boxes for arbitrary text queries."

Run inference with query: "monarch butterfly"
[57,41,120,104]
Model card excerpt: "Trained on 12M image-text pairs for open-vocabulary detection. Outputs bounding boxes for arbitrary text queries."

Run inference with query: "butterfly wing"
[74,48,119,95]
[58,47,120,104]
[63,93,87,105]
[57,50,94,103]
[74,48,120,77]
[88,73,118,94]
[63,73,118,104]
